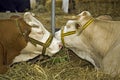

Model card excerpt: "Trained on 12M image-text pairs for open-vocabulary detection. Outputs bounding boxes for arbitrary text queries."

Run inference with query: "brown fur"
[0,17,31,74]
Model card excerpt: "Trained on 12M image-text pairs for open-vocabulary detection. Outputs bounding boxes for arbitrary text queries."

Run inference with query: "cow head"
[55,11,97,67]
[13,12,62,63]
[55,11,94,47]
[55,11,112,68]
[57,11,113,46]
[24,12,62,56]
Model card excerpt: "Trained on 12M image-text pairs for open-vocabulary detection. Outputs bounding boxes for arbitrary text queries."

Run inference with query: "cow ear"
[24,12,32,24]
[81,11,88,16]
[24,12,38,27]
[78,11,91,16]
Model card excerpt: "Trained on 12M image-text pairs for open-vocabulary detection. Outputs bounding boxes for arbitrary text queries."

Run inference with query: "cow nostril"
[59,43,63,48]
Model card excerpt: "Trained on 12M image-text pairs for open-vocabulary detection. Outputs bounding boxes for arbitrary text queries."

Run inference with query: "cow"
[0,0,37,12]
[13,12,62,63]
[0,12,62,74]
[0,14,31,74]
[55,11,120,76]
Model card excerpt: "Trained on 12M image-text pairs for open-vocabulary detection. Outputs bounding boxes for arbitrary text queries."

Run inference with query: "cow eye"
[75,23,81,29]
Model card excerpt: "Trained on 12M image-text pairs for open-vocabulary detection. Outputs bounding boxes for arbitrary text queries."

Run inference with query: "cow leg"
[102,44,120,76]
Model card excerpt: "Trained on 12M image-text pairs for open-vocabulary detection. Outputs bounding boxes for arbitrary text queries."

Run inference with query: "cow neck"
[15,19,29,42]
[28,33,53,55]
[61,18,94,46]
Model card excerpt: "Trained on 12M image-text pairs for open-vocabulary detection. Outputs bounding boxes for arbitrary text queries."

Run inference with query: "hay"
[0,48,120,80]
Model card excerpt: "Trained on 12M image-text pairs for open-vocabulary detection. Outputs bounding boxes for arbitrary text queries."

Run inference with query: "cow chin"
[45,38,62,56]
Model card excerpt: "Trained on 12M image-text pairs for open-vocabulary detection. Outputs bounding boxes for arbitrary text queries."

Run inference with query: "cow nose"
[59,43,63,48]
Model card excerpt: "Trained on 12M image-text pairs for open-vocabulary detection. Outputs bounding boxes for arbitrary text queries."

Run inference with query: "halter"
[28,34,53,55]
[15,19,53,55]
[61,18,94,46]
[61,27,76,46]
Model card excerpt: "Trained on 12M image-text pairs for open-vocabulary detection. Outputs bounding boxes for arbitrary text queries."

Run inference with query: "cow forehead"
[66,20,76,25]
[65,20,77,28]
[63,23,76,34]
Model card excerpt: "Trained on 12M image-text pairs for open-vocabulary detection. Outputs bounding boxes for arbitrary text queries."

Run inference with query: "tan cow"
[55,11,120,76]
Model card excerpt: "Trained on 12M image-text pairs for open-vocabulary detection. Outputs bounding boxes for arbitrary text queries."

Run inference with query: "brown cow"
[0,12,62,74]
[0,16,31,74]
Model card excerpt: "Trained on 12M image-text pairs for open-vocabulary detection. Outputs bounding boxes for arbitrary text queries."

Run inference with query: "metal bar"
[51,0,55,36]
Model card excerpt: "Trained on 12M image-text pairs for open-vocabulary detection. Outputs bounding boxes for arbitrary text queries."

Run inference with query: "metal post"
[51,0,55,36]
